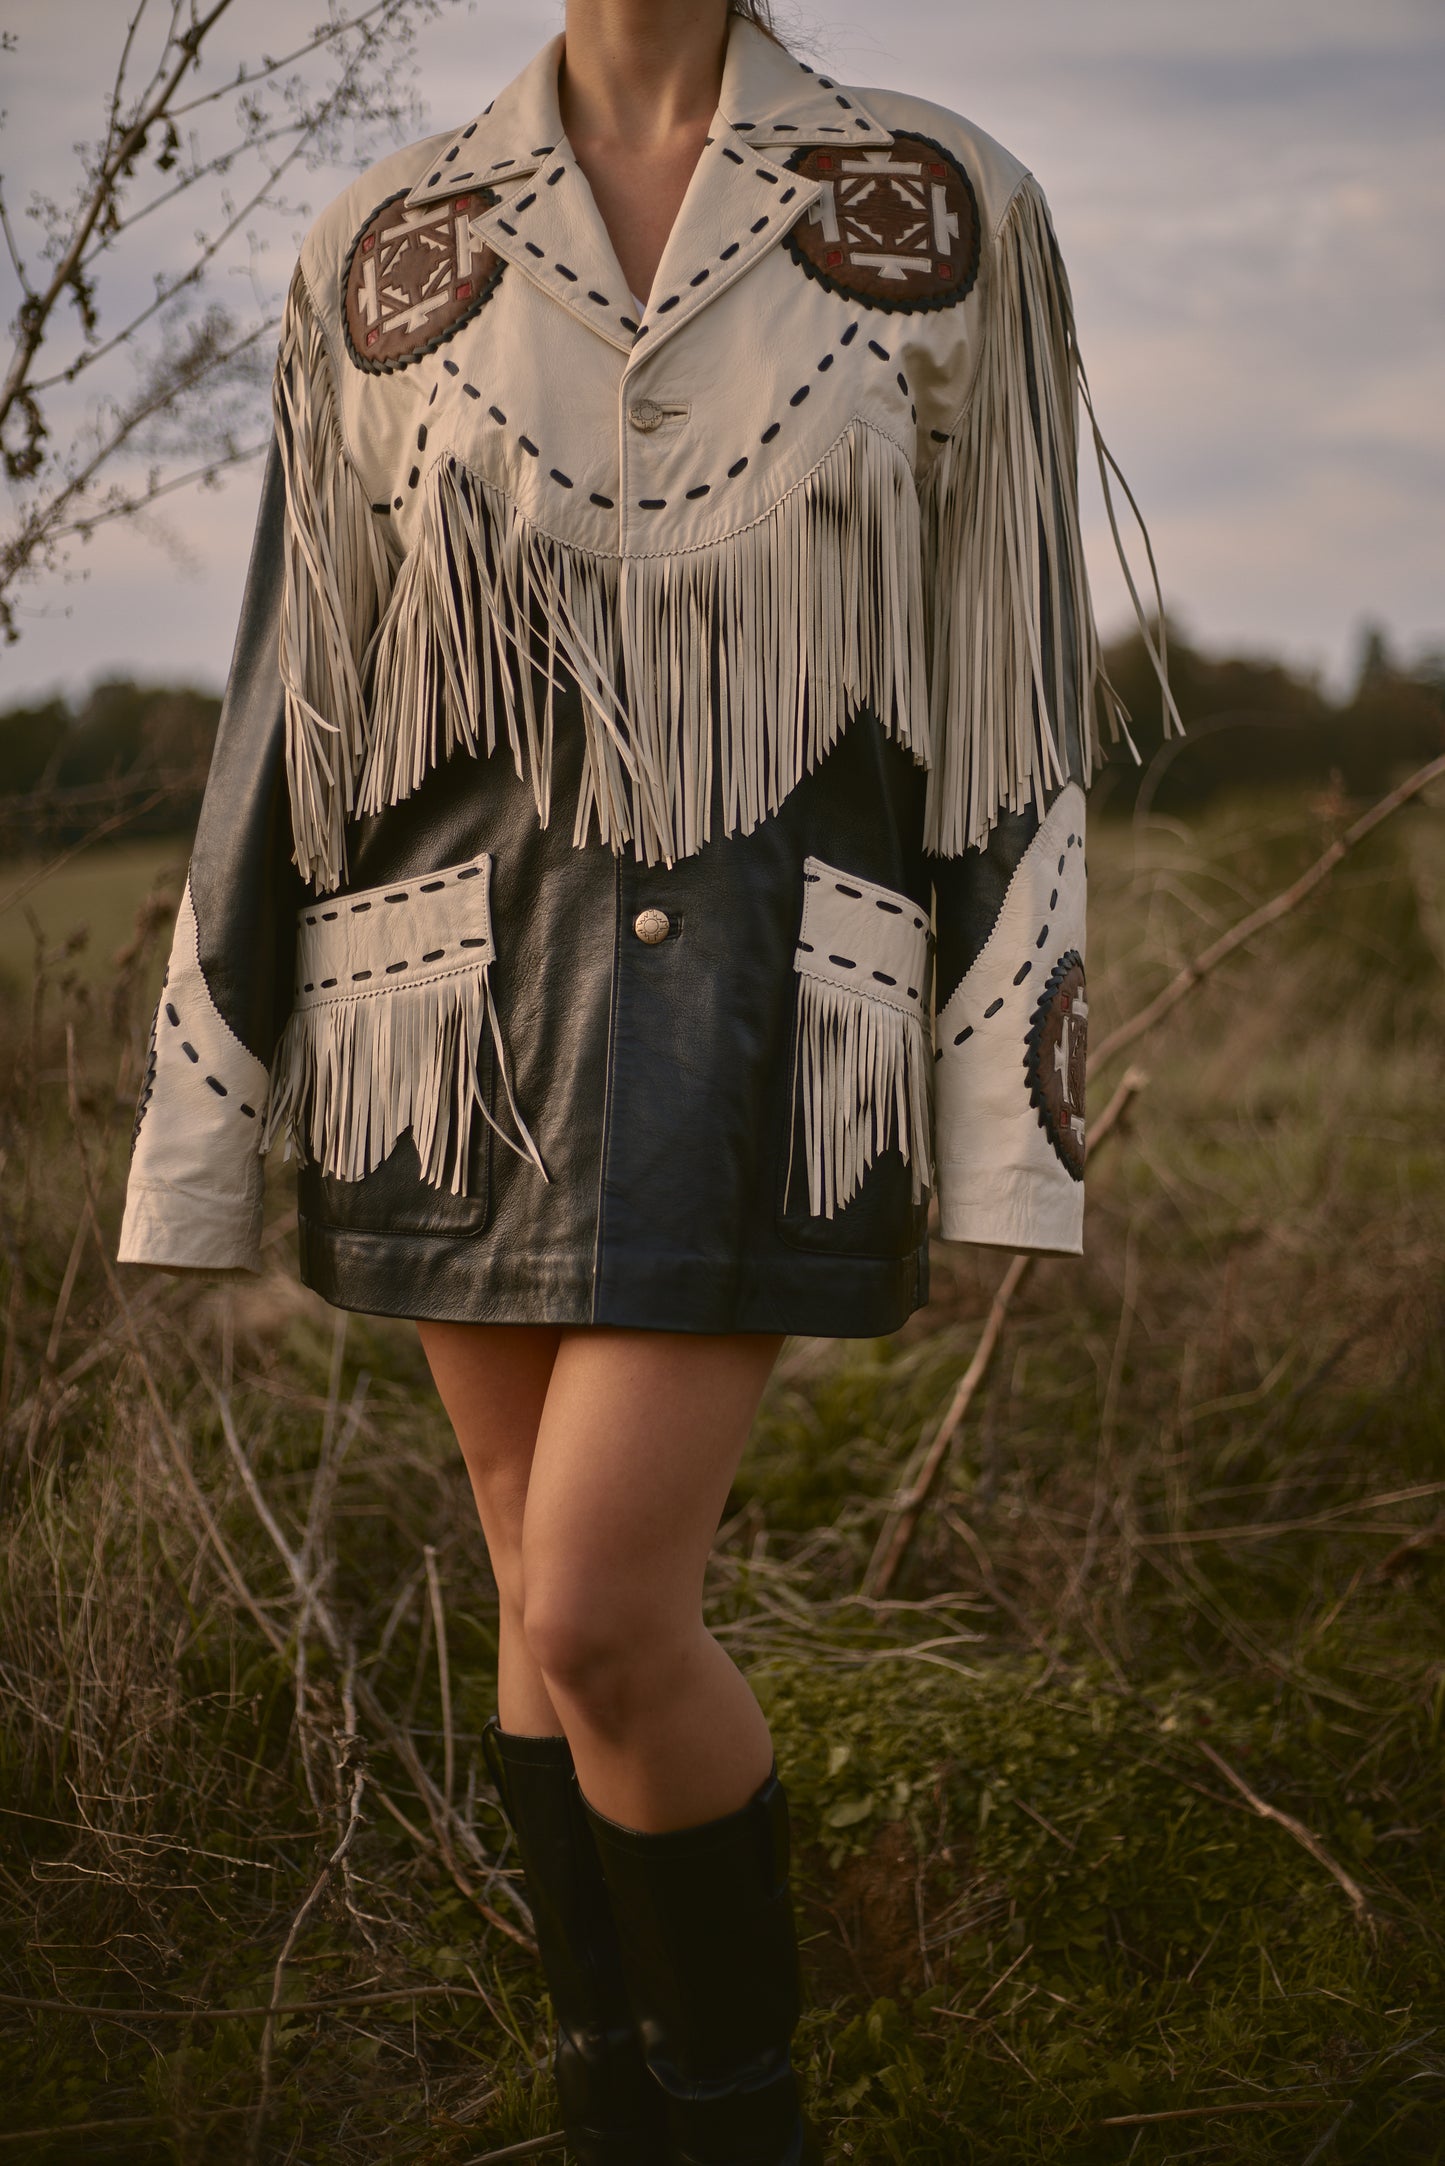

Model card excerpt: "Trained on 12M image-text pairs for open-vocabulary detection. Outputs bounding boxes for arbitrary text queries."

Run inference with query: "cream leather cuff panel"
[118,879,271,1273]
[935,785,1087,1255]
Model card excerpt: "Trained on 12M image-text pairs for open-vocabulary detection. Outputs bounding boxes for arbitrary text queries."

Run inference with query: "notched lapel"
[622,127,821,369]
[475,151,640,355]
[392,20,893,361]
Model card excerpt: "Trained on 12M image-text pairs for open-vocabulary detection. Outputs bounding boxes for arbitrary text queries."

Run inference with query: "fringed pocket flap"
[262,853,546,1195]
[293,856,494,1002]
[789,858,934,1220]
[795,861,931,1019]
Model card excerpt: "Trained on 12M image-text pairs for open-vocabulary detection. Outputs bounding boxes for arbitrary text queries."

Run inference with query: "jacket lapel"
[400,20,893,362]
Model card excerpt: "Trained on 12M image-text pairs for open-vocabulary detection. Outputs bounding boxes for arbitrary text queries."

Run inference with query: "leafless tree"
[0,0,463,645]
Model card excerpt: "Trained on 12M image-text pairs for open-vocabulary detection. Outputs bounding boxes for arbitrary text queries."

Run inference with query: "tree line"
[0,620,1440,856]
[1097,621,1444,819]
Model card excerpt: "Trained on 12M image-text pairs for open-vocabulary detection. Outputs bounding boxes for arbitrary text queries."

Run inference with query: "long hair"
[730,2,787,45]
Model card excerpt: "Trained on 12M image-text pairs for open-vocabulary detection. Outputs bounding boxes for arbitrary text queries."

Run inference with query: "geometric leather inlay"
[343,188,504,373]
[784,133,981,313]
[1024,949,1087,1180]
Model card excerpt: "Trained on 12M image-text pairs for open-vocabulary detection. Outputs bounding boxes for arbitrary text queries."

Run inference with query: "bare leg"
[414,1319,564,1737]
[521,1327,784,1833]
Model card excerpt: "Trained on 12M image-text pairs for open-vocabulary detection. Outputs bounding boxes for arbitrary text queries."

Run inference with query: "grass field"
[0,781,1442,2163]
[0,839,188,997]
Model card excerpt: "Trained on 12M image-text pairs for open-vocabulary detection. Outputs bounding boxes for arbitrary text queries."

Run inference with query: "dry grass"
[0,781,1442,2162]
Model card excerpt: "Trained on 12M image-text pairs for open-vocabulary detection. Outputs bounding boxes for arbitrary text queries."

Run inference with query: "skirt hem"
[298,1215,928,1339]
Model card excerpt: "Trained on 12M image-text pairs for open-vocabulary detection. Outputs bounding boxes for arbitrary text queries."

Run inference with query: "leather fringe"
[260,960,546,1196]
[788,974,933,1221]
[274,271,396,892]
[921,175,1180,858]
[274,188,1176,889]
[355,419,930,869]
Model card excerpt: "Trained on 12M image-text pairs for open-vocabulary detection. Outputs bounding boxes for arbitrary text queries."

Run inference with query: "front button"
[628,398,687,433]
[633,907,671,945]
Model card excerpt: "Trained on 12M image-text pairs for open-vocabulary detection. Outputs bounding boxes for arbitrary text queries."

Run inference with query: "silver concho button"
[632,907,671,946]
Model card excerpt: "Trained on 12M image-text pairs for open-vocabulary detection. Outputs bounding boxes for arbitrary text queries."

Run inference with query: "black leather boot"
[481,1718,669,2165]
[580,1762,819,2166]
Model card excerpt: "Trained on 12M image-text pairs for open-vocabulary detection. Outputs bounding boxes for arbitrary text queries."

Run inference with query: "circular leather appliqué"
[784,133,981,313]
[343,188,504,373]
[1024,950,1088,1180]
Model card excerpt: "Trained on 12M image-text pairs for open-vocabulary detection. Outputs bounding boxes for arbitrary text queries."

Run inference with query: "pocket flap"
[267,851,545,1196]
[295,856,493,1008]
[794,858,930,1018]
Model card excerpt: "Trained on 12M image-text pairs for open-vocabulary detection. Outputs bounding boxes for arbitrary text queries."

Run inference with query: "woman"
[119,1,1169,2158]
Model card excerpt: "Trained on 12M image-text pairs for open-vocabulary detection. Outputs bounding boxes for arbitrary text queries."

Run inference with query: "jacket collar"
[401,21,892,361]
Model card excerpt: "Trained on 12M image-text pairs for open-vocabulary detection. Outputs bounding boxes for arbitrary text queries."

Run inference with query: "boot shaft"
[582,1764,809,2166]
[483,1718,669,2164]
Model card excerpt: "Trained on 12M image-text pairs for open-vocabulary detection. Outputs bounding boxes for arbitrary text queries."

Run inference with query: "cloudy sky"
[3,0,1442,703]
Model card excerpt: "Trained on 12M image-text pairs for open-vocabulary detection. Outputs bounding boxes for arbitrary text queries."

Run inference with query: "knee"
[521,1575,687,1723]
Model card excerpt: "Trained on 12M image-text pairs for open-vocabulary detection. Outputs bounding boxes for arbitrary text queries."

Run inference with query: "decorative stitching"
[794,854,930,1018]
[939,812,1084,1045]
[156,985,263,1127]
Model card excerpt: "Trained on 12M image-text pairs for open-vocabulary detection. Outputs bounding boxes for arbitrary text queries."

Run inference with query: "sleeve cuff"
[117,1181,264,1275]
[936,1162,1083,1257]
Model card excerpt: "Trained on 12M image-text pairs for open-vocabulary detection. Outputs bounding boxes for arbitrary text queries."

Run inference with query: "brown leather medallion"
[1024,950,1088,1180]
[343,188,504,373]
[784,133,981,312]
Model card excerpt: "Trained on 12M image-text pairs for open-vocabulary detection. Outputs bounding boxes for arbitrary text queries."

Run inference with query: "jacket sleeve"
[118,439,306,1272]
[923,171,1135,1256]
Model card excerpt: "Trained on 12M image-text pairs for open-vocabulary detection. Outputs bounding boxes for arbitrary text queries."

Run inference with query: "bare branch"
[5,316,272,594]
[1091,752,1445,1074]
[26,119,314,398]
[863,1069,1148,1600]
[2,0,449,634]
[0,185,33,298]
[0,0,239,438]
[1195,1741,1374,1930]
[43,437,269,546]
[167,0,426,123]
[102,3,159,176]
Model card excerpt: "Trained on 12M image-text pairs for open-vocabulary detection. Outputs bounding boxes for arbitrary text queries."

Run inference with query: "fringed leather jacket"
[117,19,1169,1336]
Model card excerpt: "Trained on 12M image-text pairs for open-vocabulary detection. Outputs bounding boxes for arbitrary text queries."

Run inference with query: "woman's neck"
[558,0,730,156]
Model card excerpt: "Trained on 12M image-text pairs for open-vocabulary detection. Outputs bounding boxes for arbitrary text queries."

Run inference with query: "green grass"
[0,785,1442,2162]
[0,837,184,995]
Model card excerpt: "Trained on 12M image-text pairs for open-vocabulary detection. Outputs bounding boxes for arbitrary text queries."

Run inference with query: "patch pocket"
[784,858,934,1224]
[262,853,546,1200]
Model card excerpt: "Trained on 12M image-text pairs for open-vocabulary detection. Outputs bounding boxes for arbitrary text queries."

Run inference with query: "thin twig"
[0,2109,251,2148]
[424,1543,457,1815]
[251,1730,369,2160]
[942,1513,1054,1658]
[369,1785,535,1957]
[936,1942,1035,2022]
[1101,2100,1332,2126]
[864,1068,1147,1597]
[1300,2103,1356,2165]
[0,1983,492,2022]
[1091,753,1445,1075]
[457,2138,566,2164]
[1195,1741,1374,1930]
[0,790,172,915]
